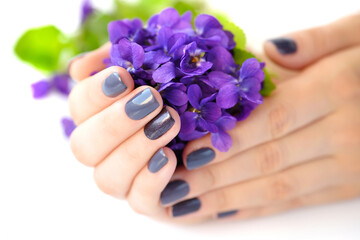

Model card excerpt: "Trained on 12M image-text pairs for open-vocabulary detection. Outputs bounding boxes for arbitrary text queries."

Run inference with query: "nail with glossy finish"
[125,88,160,120]
[172,198,201,217]
[148,148,168,173]
[144,108,175,140]
[102,72,127,97]
[186,147,215,170]
[217,210,238,218]
[160,180,190,205]
[269,38,297,54]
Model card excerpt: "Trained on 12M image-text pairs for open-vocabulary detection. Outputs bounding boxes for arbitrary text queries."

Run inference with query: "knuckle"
[268,103,294,139]
[69,129,89,166]
[214,189,230,211]
[127,196,147,216]
[329,69,360,104]
[256,142,285,175]
[265,174,298,203]
[202,167,218,189]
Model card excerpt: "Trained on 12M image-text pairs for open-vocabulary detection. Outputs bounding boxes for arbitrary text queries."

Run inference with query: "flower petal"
[195,14,222,34]
[211,130,232,152]
[216,84,239,109]
[180,111,197,134]
[208,46,237,75]
[208,71,236,89]
[108,20,130,43]
[61,117,76,138]
[131,42,145,69]
[187,84,202,109]
[201,102,221,122]
[216,115,237,131]
[179,130,208,141]
[152,62,175,83]
[240,58,261,79]
[163,88,188,106]
[31,80,52,99]
[198,117,218,133]
[158,8,181,28]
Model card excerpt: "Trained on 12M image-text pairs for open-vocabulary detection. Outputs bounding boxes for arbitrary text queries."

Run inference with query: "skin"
[68,14,360,223]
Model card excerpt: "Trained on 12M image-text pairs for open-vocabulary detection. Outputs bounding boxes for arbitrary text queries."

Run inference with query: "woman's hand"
[158,14,360,220]
[68,45,186,222]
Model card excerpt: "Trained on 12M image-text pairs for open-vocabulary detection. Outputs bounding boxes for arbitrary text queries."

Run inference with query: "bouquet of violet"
[105,7,275,152]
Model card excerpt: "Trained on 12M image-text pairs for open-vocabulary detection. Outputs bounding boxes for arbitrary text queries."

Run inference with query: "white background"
[0,0,359,239]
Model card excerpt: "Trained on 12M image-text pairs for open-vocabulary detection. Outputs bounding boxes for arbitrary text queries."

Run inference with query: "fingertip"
[68,43,111,81]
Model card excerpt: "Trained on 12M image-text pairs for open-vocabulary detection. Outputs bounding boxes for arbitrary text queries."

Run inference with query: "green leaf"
[173,0,205,16]
[14,25,68,72]
[233,48,276,96]
[216,14,246,50]
[72,12,116,53]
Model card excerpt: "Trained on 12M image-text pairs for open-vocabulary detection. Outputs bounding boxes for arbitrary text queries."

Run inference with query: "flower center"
[189,107,201,114]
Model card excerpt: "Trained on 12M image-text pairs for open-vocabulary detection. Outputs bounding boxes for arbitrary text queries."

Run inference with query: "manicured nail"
[269,38,297,54]
[217,210,238,218]
[125,88,160,120]
[172,198,201,217]
[160,180,190,205]
[186,148,215,170]
[102,72,127,98]
[148,148,168,173]
[144,108,175,140]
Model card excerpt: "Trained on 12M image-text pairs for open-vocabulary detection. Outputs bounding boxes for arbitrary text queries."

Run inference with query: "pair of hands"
[68,14,360,224]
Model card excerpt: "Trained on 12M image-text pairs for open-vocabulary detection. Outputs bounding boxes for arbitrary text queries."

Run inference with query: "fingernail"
[269,38,297,54]
[102,72,127,98]
[160,180,190,205]
[186,148,215,170]
[217,210,238,218]
[148,148,168,173]
[172,198,201,217]
[125,88,160,120]
[144,108,175,140]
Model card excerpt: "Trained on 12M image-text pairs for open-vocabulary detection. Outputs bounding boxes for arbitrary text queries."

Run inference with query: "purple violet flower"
[180,42,213,76]
[158,82,188,113]
[194,14,235,50]
[180,84,221,136]
[147,8,193,35]
[110,38,144,73]
[108,18,149,45]
[209,58,265,109]
[80,0,94,24]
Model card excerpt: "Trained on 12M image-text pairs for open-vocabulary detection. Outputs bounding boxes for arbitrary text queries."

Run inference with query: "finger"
[126,147,177,217]
[228,183,360,221]
[167,156,341,218]
[264,14,360,70]
[70,86,163,166]
[69,66,135,125]
[169,112,335,203]
[93,107,181,198]
[69,43,111,81]
[182,46,360,170]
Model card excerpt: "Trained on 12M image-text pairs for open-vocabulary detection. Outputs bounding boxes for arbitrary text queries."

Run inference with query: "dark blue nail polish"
[144,108,175,140]
[186,148,215,170]
[269,38,297,54]
[160,180,190,205]
[125,88,160,120]
[102,72,127,97]
[217,210,238,218]
[148,148,168,173]
[172,198,201,217]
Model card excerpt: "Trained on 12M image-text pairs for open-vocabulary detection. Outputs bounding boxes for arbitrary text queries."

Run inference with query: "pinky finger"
[126,147,177,219]
[219,183,360,221]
